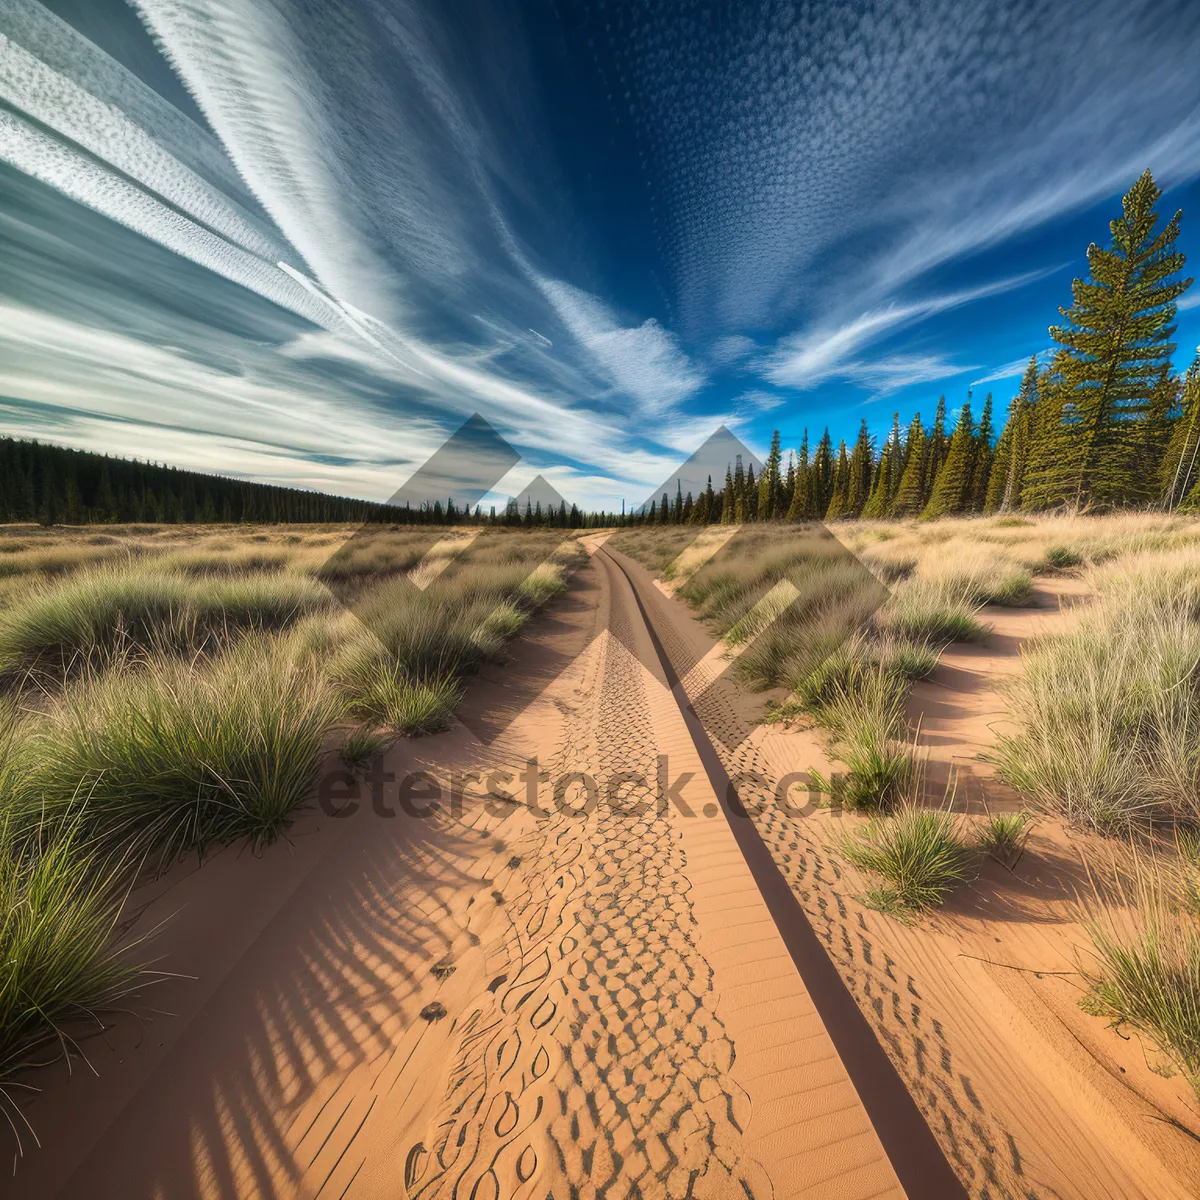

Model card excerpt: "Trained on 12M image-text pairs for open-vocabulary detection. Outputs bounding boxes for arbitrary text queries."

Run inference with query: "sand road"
[16,544,1190,1199]
[9,540,960,1200]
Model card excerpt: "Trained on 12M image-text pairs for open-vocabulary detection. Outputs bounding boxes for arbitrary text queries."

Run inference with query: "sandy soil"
[10,542,916,1199]
[13,548,1197,1199]
[613,552,1200,1200]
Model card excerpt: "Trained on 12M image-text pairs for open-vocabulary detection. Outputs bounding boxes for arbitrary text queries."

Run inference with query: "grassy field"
[615,512,1200,1096]
[0,522,584,1111]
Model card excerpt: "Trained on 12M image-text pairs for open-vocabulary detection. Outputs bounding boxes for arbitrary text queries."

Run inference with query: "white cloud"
[709,334,756,365]
[763,270,1053,390]
[845,354,974,395]
[969,351,1053,387]
[535,276,706,414]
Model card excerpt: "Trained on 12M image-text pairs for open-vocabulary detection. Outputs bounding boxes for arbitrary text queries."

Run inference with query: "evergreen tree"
[1034,170,1192,509]
[757,429,782,519]
[999,357,1039,512]
[846,419,874,516]
[810,429,834,517]
[1162,357,1200,508]
[721,466,736,523]
[891,415,927,517]
[927,396,948,478]
[782,454,795,517]
[923,399,974,518]
[825,441,850,520]
[861,415,900,519]
[968,392,994,512]
[744,463,758,520]
[787,432,811,519]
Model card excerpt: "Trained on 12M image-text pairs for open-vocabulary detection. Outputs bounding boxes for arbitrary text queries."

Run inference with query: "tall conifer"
[825,441,850,520]
[892,415,926,517]
[923,399,974,518]
[1037,170,1192,509]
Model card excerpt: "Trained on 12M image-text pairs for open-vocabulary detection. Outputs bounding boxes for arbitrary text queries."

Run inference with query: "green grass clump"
[8,636,339,865]
[1081,867,1200,1098]
[875,580,989,644]
[1044,545,1084,569]
[339,725,392,769]
[0,562,330,679]
[978,811,1030,868]
[334,644,462,735]
[809,666,914,811]
[0,811,146,1097]
[995,562,1200,833]
[840,806,971,915]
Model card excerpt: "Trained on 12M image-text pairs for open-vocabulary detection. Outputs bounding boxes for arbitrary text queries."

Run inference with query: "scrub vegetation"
[0,521,583,1108]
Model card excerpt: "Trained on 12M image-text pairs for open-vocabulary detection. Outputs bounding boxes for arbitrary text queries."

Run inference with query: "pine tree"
[732,456,746,522]
[928,395,948,477]
[787,432,811,519]
[782,454,795,517]
[846,419,874,516]
[758,430,782,519]
[721,466,735,523]
[1139,366,1178,498]
[968,392,994,512]
[744,464,758,520]
[825,441,851,520]
[1035,170,1193,509]
[861,415,900,519]
[891,414,926,517]
[1000,357,1039,512]
[810,429,834,517]
[923,399,974,518]
[1162,357,1200,508]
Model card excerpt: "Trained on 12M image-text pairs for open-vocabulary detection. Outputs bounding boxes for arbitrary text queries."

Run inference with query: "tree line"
[3,171,1195,529]
[641,168,1199,525]
[0,437,429,526]
[0,436,626,528]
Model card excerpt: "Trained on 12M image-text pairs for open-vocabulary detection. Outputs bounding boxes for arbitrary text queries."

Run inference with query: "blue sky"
[2,0,1200,510]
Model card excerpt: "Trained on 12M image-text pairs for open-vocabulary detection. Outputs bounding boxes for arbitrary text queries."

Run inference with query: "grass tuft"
[0,809,148,1102]
[978,811,1030,868]
[1080,858,1200,1097]
[8,635,339,865]
[339,725,392,770]
[840,806,972,915]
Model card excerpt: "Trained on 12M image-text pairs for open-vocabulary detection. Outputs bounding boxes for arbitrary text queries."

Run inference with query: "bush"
[8,636,339,864]
[0,811,146,1091]
[840,806,971,915]
[1081,864,1200,1098]
[995,559,1200,833]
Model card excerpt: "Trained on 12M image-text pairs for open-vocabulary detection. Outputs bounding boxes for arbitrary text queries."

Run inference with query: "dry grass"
[995,548,1200,833]
[1079,848,1200,1098]
[0,522,584,1102]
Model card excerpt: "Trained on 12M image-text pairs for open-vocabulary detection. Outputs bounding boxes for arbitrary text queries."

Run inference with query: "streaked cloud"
[762,271,1054,390]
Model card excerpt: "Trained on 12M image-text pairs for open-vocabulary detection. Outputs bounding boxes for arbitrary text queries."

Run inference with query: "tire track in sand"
[400,543,775,1198]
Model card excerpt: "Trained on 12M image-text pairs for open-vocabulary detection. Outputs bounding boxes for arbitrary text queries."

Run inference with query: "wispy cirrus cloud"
[969,350,1054,388]
[762,270,1054,390]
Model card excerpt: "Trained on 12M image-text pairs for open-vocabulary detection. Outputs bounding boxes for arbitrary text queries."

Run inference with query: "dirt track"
[10,543,1199,1198]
